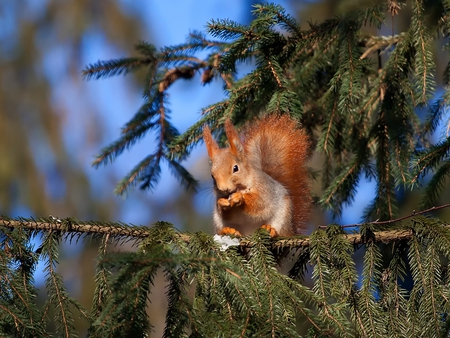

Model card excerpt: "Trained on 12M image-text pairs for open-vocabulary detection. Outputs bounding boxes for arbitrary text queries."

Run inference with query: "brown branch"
[2,214,449,251]
[267,60,283,88]
[266,228,437,250]
[0,217,188,242]
[318,204,450,229]
[359,33,405,60]
[158,66,197,92]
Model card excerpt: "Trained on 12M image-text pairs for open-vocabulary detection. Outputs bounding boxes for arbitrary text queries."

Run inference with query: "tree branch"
[266,228,437,250]
[1,216,449,250]
[0,217,188,242]
[318,203,450,229]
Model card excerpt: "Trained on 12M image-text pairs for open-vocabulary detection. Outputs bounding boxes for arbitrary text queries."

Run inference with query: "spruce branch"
[357,229,384,336]
[0,228,47,337]
[320,157,363,217]
[92,93,167,169]
[91,234,112,319]
[114,153,159,195]
[158,66,197,92]
[317,96,339,154]
[381,239,409,335]
[360,33,406,60]
[420,161,450,208]
[2,213,449,253]
[167,100,229,160]
[40,231,85,338]
[318,203,450,229]
[83,58,153,80]
[423,99,447,135]
[186,30,228,50]
[0,217,171,242]
[411,0,436,104]
[365,111,397,221]
[309,230,350,336]
[411,137,450,186]
[207,19,252,40]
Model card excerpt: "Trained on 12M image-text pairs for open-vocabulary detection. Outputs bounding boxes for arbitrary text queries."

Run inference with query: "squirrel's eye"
[233,165,239,173]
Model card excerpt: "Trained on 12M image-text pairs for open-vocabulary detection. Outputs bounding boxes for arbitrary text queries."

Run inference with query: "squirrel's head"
[203,120,251,197]
[209,149,249,197]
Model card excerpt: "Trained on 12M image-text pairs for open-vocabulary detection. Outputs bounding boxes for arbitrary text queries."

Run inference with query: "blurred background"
[0,1,297,335]
[1,0,449,336]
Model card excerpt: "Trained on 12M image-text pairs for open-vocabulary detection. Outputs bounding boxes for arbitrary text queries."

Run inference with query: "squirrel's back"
[243,114,311,233]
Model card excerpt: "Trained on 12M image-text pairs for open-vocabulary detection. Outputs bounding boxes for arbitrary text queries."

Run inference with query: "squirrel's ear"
[224,119,243,157]
[203,124,219,159]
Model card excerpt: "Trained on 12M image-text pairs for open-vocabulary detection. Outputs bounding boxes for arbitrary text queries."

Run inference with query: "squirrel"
[203,114,312,237]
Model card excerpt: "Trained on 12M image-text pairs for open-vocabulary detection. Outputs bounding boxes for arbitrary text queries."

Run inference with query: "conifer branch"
[158,66,197,92]
[320,99,338,154]
[0,217,176,241]
[266,59,284,88]
[420,161,450,208]
[412,0,435,104]
[2,215,449,251]
[83,58,153,80]
[411,137,450,185]
[360,34,405,60]
[318,203,450,229]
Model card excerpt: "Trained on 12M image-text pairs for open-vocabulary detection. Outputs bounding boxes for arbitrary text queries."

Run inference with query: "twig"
[318,203,450,229]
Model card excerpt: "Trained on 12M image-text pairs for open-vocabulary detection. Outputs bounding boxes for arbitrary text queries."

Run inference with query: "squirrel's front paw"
[228,192,243,207]
[217,192,243,210]
[261,224,278,237]
[219,227,242,237]
[217,197,231,209]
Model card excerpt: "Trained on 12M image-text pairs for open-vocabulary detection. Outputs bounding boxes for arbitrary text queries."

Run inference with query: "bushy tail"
[243,114,312,233]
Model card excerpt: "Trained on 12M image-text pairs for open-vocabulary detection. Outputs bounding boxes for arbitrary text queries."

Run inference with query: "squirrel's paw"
[217,197,231,209]
[219,227,242,237]
[228,192,243,207]
[217,192,243,210]
[261,224,278,237]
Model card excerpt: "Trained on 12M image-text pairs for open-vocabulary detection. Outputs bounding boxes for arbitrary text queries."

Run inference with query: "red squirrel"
[203,114,311,237]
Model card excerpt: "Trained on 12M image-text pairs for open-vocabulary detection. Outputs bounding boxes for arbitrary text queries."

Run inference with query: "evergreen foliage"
[2,216,450,337]
[3,1,450,337]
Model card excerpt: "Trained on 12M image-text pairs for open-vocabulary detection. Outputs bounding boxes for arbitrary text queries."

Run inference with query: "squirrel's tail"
[243,114,312,233]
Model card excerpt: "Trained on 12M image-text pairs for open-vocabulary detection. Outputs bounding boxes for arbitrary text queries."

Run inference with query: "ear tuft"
[203,124,219,159]
[224,119,243,156]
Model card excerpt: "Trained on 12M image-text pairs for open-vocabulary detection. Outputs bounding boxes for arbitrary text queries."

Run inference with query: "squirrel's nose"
[217,186,234,196]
